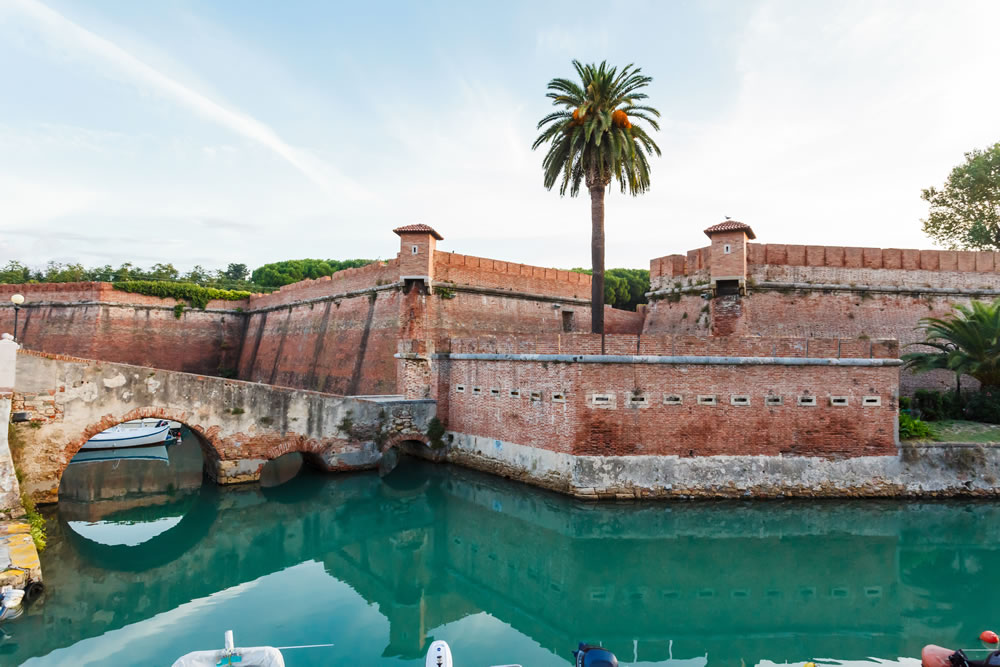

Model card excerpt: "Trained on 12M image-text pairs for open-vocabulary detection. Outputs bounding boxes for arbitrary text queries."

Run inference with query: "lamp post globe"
[11,293,24,342]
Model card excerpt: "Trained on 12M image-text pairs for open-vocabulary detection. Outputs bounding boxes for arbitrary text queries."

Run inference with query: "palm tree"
[532,61,661,334]
[903,299,1000,388]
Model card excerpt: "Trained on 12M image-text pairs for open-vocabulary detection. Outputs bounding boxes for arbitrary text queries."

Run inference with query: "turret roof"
[393,224,443,240]
[703,220,755,239]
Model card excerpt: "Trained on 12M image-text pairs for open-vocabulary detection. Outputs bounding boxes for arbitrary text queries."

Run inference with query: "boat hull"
[80,425,170,450]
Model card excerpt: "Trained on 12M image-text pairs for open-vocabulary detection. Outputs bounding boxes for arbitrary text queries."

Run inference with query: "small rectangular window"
[591,393,615,407]
[552,392,567,403]
[797,395,817,406]
[731,395,750,406]
[509,389,520,398]
[830,396,849,407]
[490,388,500,397]
[765,395,783,407]
[863,396,881,407]
[663,394,683,405]
[697,395,717,406]
[411,245,419,255]
[530,390,542,402]
[626,392,648,407]
[455,385,466,393]
[472,387,482,396]
[724,244,732,254]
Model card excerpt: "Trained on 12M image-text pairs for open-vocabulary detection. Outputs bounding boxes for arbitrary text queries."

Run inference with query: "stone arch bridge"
[8,349,436,504]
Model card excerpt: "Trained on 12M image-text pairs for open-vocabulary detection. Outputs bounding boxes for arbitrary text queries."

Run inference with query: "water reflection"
[10,460,1000,666]
[259,452,305,488]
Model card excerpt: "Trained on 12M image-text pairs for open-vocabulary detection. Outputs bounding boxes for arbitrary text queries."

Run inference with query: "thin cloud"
[9,0,364,201]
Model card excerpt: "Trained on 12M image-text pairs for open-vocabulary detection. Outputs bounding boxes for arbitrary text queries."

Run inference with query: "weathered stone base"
[447,432,1000,499]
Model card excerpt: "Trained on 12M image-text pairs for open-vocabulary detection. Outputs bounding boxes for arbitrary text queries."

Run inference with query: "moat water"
[5,433,998,666]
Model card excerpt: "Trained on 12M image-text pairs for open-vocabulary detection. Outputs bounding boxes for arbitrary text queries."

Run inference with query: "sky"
[1,0,998,273]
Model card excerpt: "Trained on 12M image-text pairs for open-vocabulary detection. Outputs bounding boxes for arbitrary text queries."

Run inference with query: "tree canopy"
[571,268,649,311]
[250,259,373,288]
[0,258,373,293]
[922,141,1000,250]
[533,60,661,196]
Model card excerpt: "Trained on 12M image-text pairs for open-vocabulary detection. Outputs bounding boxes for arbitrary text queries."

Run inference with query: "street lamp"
[10,294,24,342]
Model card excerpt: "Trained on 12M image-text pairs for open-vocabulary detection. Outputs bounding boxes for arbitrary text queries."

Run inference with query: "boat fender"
[23,582,44,604]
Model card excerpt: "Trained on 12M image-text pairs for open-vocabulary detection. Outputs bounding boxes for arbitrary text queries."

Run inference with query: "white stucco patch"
[103,373,126,388]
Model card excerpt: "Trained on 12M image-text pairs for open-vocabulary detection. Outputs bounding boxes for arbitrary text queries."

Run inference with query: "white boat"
[425,640,522,667]
[81,421,171,451]
[173,631,285,667]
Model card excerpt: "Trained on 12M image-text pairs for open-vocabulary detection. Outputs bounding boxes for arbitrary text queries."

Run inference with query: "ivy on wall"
[113,281,251,309]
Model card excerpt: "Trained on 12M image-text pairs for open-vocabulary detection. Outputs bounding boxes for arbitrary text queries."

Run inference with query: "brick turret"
[394,224,443,285]
[705,220,755,296]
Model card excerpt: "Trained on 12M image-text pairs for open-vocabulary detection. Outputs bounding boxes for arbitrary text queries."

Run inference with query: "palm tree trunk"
[590,184,605,334]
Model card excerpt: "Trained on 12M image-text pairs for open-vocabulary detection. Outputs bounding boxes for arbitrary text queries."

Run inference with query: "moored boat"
[81,421,170,451]
[173,631,284,667]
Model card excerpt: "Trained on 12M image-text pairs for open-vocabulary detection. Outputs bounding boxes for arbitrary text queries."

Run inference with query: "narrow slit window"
[663,394,683,405]
[455,385,466,393]
[411,245,419,255]
[724,244,732,254]
[731,395,750,406]
[830,396,849,407]
[627,393,648,407]
[490,388,500,397]
[797,395,817,406]
[765,395,783,407]
[863,396,881,407]
[530,390,542,402]
[509,389,520,398]
[591,393,614,407]
[472,387,482,396]
[552,392,567,403]
[697,395,717,406]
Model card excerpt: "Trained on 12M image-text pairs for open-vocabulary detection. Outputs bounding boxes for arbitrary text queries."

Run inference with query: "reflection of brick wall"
[435,334,898,459]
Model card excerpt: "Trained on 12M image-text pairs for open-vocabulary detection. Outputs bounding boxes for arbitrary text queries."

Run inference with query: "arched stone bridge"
[9,349,436,503]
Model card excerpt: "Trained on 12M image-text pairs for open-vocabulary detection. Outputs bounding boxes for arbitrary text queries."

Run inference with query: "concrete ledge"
[447,432,1000,500]
[440,282,591,306]
[429,353,902,366]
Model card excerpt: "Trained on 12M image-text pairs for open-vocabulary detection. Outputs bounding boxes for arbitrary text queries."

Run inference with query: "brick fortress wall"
[647,233,1000,393]
[0,283,245,376]
[407,333,899,461]
[235,233,643,394]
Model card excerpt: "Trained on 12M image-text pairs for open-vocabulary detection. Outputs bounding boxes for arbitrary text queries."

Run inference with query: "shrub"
[426,417,446,449]
[913,389,963,421]
[965,388,1000,424]
[899,412,934,440]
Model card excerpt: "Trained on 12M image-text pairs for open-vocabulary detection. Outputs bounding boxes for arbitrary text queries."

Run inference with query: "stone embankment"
[446,435,1000,500]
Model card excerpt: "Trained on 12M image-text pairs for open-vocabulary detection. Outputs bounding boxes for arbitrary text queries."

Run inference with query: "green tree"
[148,263,179,281]
[533,60,661,333]
[922,141,1000,250]
[222,263,249,282]
[903,299,1000,388]
[571,267,650,311]
[0,261,30,284]
[250,258,373,288]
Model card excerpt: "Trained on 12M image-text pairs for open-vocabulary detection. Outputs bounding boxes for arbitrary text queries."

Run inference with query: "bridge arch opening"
[57,413,216,561]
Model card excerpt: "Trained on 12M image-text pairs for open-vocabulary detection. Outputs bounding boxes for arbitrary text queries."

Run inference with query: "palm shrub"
[533,61,661,333]
[903,299,1000,389]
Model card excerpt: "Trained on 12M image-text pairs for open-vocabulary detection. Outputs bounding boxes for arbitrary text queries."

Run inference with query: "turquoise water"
[4,439,998,666]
